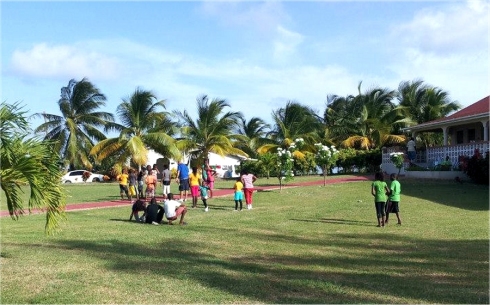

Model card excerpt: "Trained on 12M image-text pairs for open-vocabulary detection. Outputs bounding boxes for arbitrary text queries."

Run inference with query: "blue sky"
[2,1,489,131]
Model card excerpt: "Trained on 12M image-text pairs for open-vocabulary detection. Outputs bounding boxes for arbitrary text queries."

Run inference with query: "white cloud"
[272,25,304,64]
[8,43,121,81]
[386,0,489,105]
[391,0,489,54]
[198,1,289,33]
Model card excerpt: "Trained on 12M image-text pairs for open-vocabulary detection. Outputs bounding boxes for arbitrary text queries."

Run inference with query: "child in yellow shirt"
[233,178,244,211]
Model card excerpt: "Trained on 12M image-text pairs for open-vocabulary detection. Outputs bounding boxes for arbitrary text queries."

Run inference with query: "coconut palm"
[340,84,405,149]
[396,80,461,147]
[234,116,271,159]
[174,95,246,166]
[397,80,460,124]
[34,78,115,170]
[90,88,181,171]
[1,102,66,234]
[259,101,322,153]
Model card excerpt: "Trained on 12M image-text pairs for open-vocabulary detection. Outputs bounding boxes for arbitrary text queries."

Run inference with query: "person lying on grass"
[164,193,188,225]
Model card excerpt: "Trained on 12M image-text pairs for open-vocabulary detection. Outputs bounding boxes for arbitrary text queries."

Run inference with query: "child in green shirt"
[371,172,390,227]
[386,173,402,225]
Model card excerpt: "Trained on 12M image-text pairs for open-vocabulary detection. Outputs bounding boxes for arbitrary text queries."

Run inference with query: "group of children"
[371,172,402,227]
[116,164,160,202]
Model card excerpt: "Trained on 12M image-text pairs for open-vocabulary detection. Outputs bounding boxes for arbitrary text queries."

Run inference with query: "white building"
[145,150,245,179]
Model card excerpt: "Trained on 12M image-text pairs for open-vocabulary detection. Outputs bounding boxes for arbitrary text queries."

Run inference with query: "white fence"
[382,141,489,173]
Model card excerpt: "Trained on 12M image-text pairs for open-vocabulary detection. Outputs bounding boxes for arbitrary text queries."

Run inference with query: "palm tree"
[90,88,181,171]
[396,80,460,146]
[1,102,66,234]
[34,78,115,170]
[340,84,405,149]
[174,95,246,166]
[234,117,271,159]
[259,101,323,154]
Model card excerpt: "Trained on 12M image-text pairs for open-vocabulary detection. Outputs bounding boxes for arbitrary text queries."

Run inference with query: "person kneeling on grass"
[145,197,165,225]
[130,199,147,222]
[164,193,188,225]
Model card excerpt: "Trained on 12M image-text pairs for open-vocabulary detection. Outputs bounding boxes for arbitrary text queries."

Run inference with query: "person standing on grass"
[164,193,188,225]
[371,172,390,227]
[233,177,244,211]
[386,173,402,225]
[137,168,145,199]
[145,169,157,200]
[199,181,210,212]
[241,169,257,210]
[176,159,190,201]
[116,168,130,200]
[189,166,202,208]
[128,168,138,202]
[204,158,216,198]
[161,164,171,197]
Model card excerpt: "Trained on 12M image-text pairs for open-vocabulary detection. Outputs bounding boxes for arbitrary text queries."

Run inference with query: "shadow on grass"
[45,230,489,304]
[400,179,489,211]
[290,218,372,226]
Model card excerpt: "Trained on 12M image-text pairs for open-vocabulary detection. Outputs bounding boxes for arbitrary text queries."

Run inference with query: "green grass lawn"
[1,176,488,303]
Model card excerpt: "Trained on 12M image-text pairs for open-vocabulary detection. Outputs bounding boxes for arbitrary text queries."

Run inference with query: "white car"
[61,170,104,183]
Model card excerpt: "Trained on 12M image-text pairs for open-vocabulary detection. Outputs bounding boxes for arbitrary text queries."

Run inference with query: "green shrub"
[461,150,489,185]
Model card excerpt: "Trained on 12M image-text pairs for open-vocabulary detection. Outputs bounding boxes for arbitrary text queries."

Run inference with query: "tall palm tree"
[397,80,460,124]
[174,95,246,166]
[234,116,271,159]
[1,102,66,234]
[90,88,181,171]
[259,101,323,154]
[34,78,115,170]
[396,80,460,147]
[340,84,405,149]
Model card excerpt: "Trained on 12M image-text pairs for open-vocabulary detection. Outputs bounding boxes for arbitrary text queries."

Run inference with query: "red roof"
[444,95,489,120]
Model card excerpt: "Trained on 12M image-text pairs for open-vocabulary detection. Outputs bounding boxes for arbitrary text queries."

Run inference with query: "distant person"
[386,173,402,225]
[407,137,416,163]
[199,181,210,212]
[205,162,216,198]
[241,169,257,210]
[116,168,130,200]
[189,166,202,208]
[176,159,190,201]
[137,168,145,199]
[145,197,165,225]
[164,193,188,225]
[371,172,390,227]
[129,199,147,222]
[161,164,171,197]
[233,177,244,211]
[145,169,157,200]
[151,164,160,179]
[128,168,137,202]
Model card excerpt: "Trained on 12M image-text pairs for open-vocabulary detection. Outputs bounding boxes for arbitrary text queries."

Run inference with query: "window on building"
[456,130,464,144]
[468,129,476,142]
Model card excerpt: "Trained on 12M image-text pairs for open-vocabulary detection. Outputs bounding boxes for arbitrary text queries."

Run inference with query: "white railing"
[382,142,490,169]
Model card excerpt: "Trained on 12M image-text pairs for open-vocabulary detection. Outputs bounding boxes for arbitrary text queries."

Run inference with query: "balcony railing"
[382,141,490,169]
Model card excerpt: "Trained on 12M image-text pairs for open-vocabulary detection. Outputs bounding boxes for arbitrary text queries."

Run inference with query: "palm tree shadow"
[290,218,372,226]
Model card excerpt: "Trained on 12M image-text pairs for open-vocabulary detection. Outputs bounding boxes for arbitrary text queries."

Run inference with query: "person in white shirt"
[406,137,416,163]
[164,193,188,225]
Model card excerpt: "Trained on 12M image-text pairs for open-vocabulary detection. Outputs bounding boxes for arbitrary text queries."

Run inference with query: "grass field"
[1,176,488,303]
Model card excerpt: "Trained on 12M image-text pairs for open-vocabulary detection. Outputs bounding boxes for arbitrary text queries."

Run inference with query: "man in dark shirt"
[145,197,165,225]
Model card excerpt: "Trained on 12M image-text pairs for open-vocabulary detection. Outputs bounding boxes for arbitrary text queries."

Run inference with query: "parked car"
[61,170,104,183]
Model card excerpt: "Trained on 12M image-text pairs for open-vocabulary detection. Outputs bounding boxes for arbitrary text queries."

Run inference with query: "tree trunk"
[323,166,327,186]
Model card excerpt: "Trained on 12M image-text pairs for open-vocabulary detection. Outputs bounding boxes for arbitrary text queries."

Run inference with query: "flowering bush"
[389,152,404,169]
[275,138,304,188]
[314,143,339,185]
